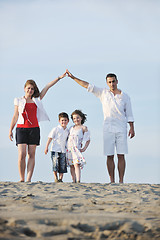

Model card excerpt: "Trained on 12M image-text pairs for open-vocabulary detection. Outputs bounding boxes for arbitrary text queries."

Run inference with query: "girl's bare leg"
[27,145,36,182]
[74,163,81,182]
[18,144,27,182]
[70,165,76,183]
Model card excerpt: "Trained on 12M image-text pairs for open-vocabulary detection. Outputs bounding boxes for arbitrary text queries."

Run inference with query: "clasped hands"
[59,69,74,80]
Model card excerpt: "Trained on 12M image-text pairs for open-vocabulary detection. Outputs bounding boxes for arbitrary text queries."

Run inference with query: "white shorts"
[103,131,128,156]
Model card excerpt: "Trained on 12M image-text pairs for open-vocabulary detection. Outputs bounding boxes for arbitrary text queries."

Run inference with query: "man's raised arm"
[66,69,89,89]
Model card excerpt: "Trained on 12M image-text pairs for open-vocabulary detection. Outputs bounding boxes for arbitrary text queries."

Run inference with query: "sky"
[0,0,160,183]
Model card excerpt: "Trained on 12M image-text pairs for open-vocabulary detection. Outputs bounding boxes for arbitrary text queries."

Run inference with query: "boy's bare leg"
[53,171,58,182]
[107,155,115,183]
[117,154,125,183]
[59,173,63,182]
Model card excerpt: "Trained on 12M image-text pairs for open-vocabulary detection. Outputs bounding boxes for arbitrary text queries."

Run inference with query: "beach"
[0,182,160,239]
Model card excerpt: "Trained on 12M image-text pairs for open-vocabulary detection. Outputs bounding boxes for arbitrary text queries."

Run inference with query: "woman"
[9,72,66,182]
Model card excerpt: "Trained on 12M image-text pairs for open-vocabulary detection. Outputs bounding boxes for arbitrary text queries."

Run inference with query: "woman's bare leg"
[18,144,27,182]
[27,145,36,182]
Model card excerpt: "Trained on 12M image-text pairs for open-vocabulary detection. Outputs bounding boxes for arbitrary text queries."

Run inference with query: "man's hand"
[128,128,135,138]
[66,69,74,79]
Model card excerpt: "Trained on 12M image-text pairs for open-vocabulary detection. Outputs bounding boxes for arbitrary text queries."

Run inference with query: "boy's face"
[59,117,69,129]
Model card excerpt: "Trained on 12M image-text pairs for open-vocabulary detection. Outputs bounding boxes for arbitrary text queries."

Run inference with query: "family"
[9,69,135,183]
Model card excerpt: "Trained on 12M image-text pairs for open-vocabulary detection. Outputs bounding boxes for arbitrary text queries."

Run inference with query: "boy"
[45,112,69,182]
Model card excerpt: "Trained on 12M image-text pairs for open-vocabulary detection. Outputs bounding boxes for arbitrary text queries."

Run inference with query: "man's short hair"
[106,73,117,81]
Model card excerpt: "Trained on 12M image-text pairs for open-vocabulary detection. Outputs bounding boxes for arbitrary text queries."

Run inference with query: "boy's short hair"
[58,112,69,121]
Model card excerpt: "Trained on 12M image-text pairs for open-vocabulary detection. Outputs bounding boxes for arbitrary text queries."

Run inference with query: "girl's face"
[72,114,82,126]
[24,84,35,98]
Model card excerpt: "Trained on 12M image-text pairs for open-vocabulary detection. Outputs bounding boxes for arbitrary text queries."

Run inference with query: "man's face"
[106,77,118,92]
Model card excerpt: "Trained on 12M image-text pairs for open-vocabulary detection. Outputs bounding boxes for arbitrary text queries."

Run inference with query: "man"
[66,69,135,183]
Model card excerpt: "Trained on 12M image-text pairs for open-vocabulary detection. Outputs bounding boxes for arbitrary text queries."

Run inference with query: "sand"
[0,182,160,240]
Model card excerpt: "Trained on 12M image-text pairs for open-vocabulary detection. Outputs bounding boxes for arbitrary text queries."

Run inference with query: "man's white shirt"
[87,84,134,133]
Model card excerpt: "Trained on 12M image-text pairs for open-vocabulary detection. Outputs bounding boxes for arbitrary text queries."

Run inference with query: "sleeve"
[87,84,104,99]
[83,130,90,142]
[48,127,57,139]
[14,98,19,106]
[125,95,134,122]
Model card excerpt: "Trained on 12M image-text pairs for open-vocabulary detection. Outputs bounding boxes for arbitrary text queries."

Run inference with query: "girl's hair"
[24,80,40,98]
[71,110,87,124]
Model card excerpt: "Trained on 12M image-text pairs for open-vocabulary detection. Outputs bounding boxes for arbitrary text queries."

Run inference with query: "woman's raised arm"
[39,72,66,100]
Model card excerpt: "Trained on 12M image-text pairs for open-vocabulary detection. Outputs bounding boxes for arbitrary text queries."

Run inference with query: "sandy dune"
[0,182,160,239]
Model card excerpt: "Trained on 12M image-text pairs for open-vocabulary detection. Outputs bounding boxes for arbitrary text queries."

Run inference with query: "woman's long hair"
[24,80,40,98]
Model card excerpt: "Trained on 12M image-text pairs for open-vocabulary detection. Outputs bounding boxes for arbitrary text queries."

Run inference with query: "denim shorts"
[16,127,40,146]
[51,152,67,173]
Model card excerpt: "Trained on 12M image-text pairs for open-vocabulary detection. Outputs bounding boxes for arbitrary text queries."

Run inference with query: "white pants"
[103,131,128,156]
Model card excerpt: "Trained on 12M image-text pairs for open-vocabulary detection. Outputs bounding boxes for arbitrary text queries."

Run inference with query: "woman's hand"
[9,131,13,141]
[59,71,67,80]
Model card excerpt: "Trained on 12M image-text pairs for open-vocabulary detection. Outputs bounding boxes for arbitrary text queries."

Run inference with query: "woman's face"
[72,114,82,126]
[24,84,34,98]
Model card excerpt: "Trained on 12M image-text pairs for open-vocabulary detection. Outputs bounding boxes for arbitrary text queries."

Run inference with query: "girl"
[67,110,90,183]
[9,72,66,182]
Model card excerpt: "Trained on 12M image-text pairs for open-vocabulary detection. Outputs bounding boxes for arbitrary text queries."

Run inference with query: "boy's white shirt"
[48,125,69,153]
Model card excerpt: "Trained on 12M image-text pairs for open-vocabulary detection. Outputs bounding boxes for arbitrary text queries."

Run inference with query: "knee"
[28,150,36,159]
[19,151,26,160]
[117,154,125,161]
[28,152,35,159]
[107,155,114,161]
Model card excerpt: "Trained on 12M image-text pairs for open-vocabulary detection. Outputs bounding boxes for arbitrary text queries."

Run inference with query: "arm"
[44,138,52,154]
[128,122,135,139]
[80,140,90,152]
[80,126,90,152]
[66,69,89,89]
[9,106,19,141]
[40,72,66,100]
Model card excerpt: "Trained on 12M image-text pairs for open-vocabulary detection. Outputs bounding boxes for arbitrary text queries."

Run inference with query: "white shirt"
[87,84,134,133]
[14,97,50,124]
[48,125,69,153]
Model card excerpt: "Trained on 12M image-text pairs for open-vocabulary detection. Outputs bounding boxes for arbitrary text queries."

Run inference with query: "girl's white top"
[67,126,90,168]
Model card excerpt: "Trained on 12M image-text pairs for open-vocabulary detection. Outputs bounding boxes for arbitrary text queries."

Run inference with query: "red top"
[17,103,39,128]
